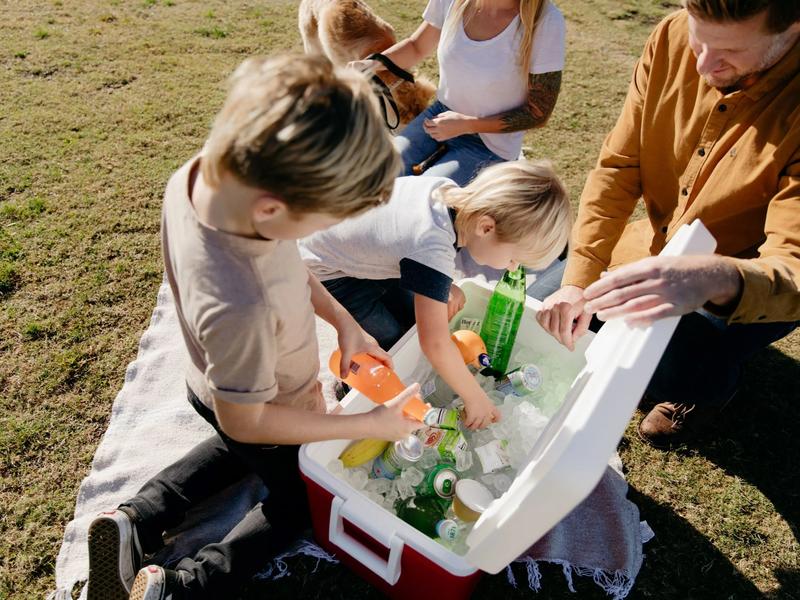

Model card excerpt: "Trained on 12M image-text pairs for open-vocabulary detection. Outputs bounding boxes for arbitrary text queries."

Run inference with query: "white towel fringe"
[506,557,634,600]
[255,538,339,581]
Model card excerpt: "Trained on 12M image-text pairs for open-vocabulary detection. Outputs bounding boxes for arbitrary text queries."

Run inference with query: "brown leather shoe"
[638,402,698,448]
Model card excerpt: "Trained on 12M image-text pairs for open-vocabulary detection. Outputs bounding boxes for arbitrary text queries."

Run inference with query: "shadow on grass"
[678,345,800,597]
[628,489,765,599]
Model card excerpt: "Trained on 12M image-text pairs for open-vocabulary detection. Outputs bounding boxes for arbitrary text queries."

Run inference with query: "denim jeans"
[120,388,309,598]
[322,277,416,350]
[643,310,798,407]
[394,100,505,186]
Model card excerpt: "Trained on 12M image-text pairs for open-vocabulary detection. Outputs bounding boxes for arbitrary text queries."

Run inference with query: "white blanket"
[50,281,647,599]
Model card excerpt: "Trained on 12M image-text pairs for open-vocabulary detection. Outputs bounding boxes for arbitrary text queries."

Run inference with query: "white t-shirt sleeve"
[528,2,566,74]
[422,0,450,29]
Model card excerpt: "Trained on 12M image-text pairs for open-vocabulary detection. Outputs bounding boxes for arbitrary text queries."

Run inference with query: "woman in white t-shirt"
[357,0,565,185]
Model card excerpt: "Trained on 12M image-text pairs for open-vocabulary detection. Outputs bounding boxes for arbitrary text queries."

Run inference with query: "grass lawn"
[1,0,798,598]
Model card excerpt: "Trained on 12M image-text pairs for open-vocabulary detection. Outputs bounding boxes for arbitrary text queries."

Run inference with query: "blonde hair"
[442,0,546,81]
[437,160,571,269]
[203,54,402,217]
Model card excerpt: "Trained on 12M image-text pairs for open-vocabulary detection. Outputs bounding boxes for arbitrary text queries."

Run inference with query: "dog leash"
[366,53,415,130]
[367,53,415,83]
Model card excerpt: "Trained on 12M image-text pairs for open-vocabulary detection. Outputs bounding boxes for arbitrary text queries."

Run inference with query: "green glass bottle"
[479,266,526,377]
[395,496,457,541]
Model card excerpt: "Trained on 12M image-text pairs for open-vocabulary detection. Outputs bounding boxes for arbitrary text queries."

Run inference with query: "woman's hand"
[423,111,475,141]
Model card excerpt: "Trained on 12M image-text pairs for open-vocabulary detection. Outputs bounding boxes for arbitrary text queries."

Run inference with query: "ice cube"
[365,478,392,495]
[455,449,474,472]
[384,486,399,507]
[401,466,424,486]
[419,449,439,470]
[480,473,496,488]
[396,478,415,499]
[348,468,368,490]
[327,458,345,476]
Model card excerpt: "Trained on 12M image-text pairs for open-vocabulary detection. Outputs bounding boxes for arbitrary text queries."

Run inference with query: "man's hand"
[447,283,466,321]
[336,318,392,378]
[423,111,474,141]
[537,285,591,351]
[366,383,426,441]
[583,255,742,327]
[462,390,501,431]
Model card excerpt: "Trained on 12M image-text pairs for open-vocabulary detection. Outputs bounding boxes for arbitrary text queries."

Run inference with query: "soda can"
[495,364,543,397]
[417,463,459,499]
[423,407,461,430]
[371,435,424,480]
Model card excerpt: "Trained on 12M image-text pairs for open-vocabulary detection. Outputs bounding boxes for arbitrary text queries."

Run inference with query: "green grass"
[1,0,798,598]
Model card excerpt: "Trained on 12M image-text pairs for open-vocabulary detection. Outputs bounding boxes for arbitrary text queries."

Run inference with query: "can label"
[418,463,458,499]
[423,407,461,430]
[496,364,542,397]
[416,427,468,462]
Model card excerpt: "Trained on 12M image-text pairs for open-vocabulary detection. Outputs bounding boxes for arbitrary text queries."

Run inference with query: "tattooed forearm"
[500,71,562,133]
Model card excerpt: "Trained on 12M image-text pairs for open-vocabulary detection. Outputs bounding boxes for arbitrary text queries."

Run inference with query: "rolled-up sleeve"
[199,305,279,405]
[725,153,800,323]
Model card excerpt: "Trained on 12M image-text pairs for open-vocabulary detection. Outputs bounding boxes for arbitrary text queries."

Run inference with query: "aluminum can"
[495,364,543,397]
[417,463,459,499]
[423,407,461,430]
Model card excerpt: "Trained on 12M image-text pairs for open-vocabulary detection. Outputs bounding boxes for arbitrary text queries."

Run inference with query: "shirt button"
[661,226,668,233]
[698,148,705,156]
[718,104,727,112]
[757,315,767,320]
[681,188,689,196]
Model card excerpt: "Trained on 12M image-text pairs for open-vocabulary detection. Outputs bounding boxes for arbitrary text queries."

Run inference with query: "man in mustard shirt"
[538,0,800,447]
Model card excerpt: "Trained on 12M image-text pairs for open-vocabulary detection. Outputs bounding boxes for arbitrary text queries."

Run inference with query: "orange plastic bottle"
[328,351,431,422]
[450,330,491,370]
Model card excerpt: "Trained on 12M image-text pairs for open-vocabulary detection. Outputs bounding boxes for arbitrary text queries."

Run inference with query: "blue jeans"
[322,277,416,350]
[644,311,797,407]
[394,100,505,186]
[120,388,309,598]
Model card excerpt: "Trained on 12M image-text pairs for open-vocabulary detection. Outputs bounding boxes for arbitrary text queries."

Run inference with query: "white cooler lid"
[465,219,717,573]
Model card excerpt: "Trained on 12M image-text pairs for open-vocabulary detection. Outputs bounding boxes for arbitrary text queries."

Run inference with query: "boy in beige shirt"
[86,54,420,599]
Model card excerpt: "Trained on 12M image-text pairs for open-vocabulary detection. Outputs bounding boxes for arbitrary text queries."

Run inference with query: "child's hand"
[336,319,392,377]
[447,284,466,321]
[462,391,501,430]
[366,383,424,441]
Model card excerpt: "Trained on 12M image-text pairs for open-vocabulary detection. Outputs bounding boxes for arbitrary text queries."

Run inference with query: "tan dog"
[299,0,436,127]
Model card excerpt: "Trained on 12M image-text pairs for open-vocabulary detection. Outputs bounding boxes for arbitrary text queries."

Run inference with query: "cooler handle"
[329,495,404,585]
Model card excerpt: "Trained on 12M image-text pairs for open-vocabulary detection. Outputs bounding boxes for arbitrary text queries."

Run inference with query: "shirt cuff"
[561,253,605,290]
[724,258,778,324]
[207,380,278,405]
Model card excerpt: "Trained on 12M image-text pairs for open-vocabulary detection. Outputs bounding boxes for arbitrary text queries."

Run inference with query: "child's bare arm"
[307,270,392,376]
[414,294,500,430]
[213,384,421,445]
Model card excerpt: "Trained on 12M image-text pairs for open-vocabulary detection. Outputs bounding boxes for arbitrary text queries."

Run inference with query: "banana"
[339,438,390,468]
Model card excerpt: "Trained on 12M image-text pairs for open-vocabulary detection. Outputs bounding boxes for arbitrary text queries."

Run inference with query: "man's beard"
[706,30,798,89]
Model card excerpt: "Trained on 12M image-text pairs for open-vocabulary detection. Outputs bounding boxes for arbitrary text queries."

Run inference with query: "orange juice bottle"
[329,350,431,422]
[450,330,491,370]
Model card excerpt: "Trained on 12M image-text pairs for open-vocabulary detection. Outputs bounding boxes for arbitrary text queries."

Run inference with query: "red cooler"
[300,221,716,599]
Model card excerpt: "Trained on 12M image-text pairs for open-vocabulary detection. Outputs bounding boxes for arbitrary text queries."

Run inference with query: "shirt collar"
[737,35,800,101]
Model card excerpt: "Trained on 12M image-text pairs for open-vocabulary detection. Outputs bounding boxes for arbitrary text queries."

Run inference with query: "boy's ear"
[251,195,287,224]
[475,215,496,237]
